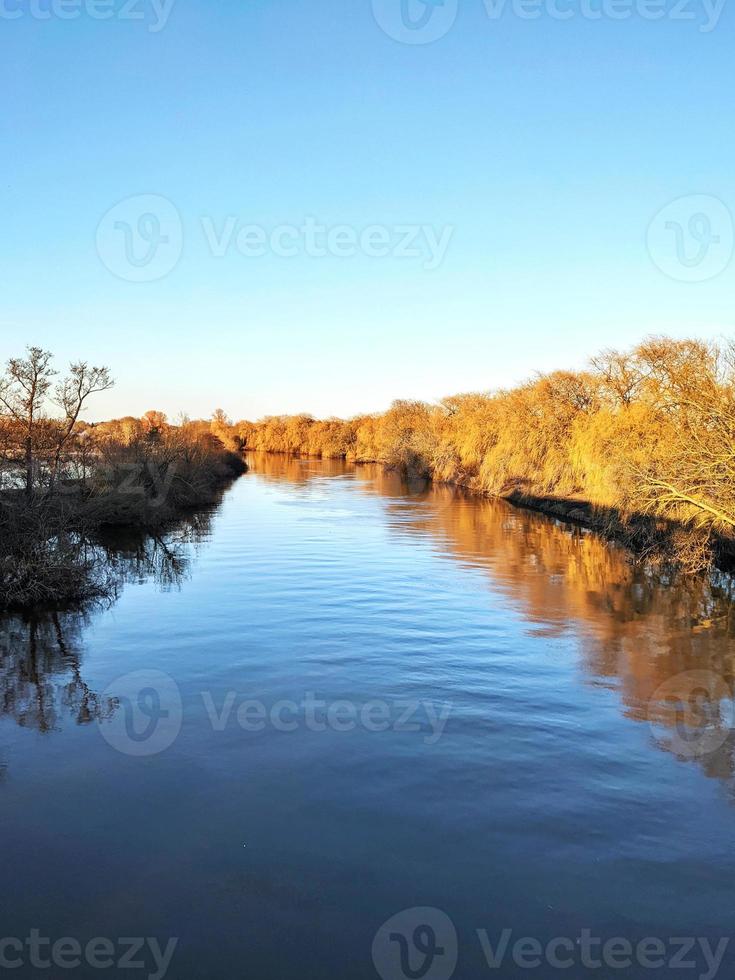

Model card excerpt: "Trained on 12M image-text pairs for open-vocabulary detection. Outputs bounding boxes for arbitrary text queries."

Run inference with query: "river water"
[2,453,735,979]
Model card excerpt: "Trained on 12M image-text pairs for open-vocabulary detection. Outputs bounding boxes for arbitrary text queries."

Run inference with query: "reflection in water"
[5,453,735,793]
[248,453,735,792]
[4,453,735,976]
[0,506,216,740]
[0,612,116,732]
[244,450,355,486]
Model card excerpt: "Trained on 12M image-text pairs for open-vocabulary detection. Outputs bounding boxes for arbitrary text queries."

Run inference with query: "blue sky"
[2,0,733,421]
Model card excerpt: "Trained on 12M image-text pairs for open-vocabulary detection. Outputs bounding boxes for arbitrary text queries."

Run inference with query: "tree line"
[3,335,733,599]
[235,336,735,571]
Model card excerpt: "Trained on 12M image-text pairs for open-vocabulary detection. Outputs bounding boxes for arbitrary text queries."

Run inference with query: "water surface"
[2,453,735,978]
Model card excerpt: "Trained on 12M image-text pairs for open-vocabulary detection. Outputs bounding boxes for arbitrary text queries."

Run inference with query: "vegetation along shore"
[236,336,735,574]
[0,348,245,610]
[2,334,733,610]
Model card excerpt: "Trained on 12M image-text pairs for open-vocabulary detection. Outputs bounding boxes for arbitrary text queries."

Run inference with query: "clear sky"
[2,0,733,422]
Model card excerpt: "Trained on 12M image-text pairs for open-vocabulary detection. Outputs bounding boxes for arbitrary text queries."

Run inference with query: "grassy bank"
[235,336,735,572]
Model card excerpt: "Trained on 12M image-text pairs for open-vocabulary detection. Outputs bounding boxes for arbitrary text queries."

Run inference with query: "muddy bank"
[502,489,735,573]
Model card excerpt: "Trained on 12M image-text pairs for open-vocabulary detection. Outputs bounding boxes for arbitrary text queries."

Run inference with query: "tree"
[211,408,242,452]
[0,348,113,496]
[51,361,114,487]
[629,339,735,557]
[378,400,437,477]
[0,347,55,496]
[142,410,168,435]
[590,348,646,408]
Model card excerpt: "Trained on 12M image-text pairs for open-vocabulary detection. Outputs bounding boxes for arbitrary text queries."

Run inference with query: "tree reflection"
[247,453,735,793]
[243,450,351,486]
[0,611,115,731]
[381,477,735,792]
[0,506,215,739]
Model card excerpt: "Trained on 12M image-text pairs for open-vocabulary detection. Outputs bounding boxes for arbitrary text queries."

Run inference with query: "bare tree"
[51,361,114,487]
[0,348,113,496]
[590,348,646,407]
[629,339,735,557]
[0,347,55,496]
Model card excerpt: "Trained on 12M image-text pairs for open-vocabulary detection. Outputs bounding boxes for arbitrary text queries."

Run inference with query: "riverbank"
[0,443,246,612]
[246,448,734,573]
[501,491,735,573]
[235,337,735,572]
[0,345,252,611]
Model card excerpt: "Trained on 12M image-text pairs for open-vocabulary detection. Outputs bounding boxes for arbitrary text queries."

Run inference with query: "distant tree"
[119,416,143,444]
[211,408,242,452]
[142,410,168,436]
[378,400,437,477]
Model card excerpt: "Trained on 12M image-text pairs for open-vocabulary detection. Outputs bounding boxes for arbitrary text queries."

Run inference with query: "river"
[2,452,735,979]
